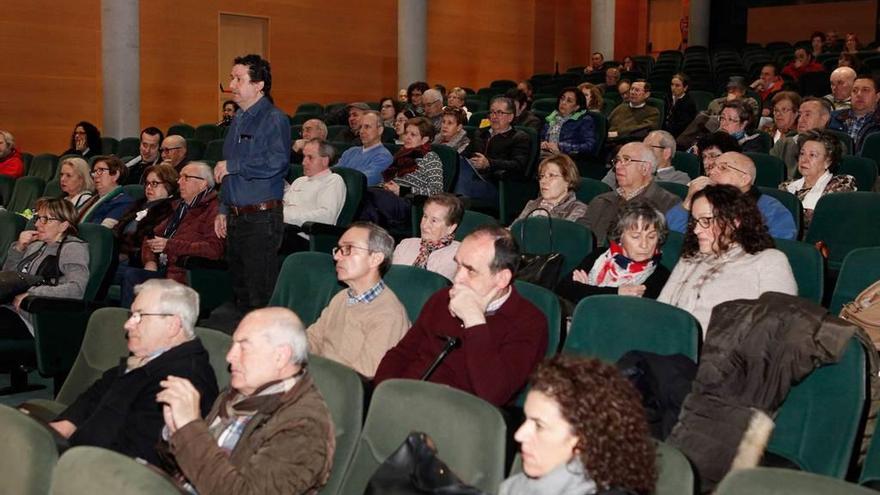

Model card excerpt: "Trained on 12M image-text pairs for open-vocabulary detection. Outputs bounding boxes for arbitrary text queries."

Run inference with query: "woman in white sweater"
[659,184,797,335]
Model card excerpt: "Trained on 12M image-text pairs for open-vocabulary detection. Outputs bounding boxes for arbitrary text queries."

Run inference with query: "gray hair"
[256,307,309,365]
[361,111,382,127]
[490,95,515,113]
[60,156,96,193]
[647,130,676,151]
[134,279,199,339]
[348,221,394,273]
[422,88,443,104]
[165,135,187,149]
[185,161,215,187]
[306,138,336,162]
[304,119,328,140]
[0,130,14,149]
[609,201,668,247]
[622,141,658,174]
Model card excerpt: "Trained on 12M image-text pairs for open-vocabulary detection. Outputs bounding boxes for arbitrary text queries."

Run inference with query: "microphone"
[420,336,461,381]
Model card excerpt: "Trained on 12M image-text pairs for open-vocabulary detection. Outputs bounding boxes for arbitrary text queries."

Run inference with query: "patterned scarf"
[413,233,454,269]
[587,240,660,287]
[163,187,212,239]
[382,142,431,182]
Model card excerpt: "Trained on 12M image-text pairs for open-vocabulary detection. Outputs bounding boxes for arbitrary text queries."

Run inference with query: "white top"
[392,238,461,281]
[282,171,346,227]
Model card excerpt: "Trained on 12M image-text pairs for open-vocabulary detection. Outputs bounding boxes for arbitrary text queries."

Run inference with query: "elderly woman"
[379,97,403,128]
[779,129,856,228]
[577,83,604,112]
[358,117,443,230]
[665,73,697,137]
[718,100,767,153]
[500,355,656,495]
[540,87,597,159]
[392,193,462,280]
[659,184,797,334]
[556,201,670,307]
[62,121,102,160]
[446,87,472,121]
[78,155,134,228]
[433,107,470,153]
[58,156,95,210]
[113,164,178,267]
[0,198,89,338]
[768,91,801,143]
[517,154,588,224]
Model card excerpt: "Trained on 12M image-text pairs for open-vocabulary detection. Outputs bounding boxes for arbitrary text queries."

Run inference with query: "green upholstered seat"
[194,326,231,390]
[430,143,459,192]
[829,247,880,315]
[0,404,58,495]
[383,265,450,322]
[28,153,59,182]
[269,252,341,327]
[576,177,612,205]
[117,137,141,158]
[744,152,786,186]
[758,186,802,238]
[204,139,225,162]
[717,467,875,495]
[7,176,47,213]
[510,216,594,285]
[660,231,684,272]
[166,123,195,139]
[774,239,824,304]
[101,137,118,155]
[804,192,880,270]
[194,124,221,144]
[839,154,878,193]
[673,151,701,179]
[50,446,181,494]
[657,181,688,200]
[0,209,25,266]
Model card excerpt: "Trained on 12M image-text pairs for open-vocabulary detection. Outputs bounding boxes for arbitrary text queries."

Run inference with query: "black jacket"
[465,127,531,181]
[513,110,543,136]
[57,338,219,466]
[665,92,698,138]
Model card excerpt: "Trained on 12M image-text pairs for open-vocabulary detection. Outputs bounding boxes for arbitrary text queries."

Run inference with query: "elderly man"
[120,162,224,307]
[335,102,370,145]
[583,142,681,245]
[0,129,24,179]
[824,66,856,111]
[282,139,346,252]
[291,118,328,163]
[665,152,797,240]
[160,135,189,172]
[707,77,759,117]
[602,130,690,188]
[335,111,393,186]
[48,280,218,466]
[599,67,621,94]
[457,96,530,203]
[750,64,784,107]
[157,307,335,495]
[124,127,163,183]
[375,225,547,406]
[421,88,445,131]
[771,97,833,177]
[832,75,880,154]
[608,80,661,139]
[782,47,824,82]
[307,222,409,378]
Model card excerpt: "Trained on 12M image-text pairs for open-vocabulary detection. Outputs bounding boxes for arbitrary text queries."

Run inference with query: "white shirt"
[282,170,346,228]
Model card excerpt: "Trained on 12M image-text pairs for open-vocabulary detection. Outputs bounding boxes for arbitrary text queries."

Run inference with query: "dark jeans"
[226,206,283,312]
[454,158,498,204]
[0,307,31,340]
[357,188,412,232]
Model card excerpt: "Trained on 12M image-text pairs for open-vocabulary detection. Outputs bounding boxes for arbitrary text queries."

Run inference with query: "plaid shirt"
[347,279,386,306]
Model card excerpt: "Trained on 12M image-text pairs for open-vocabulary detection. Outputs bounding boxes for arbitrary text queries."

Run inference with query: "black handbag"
[516,208,564,289]
[0,271,45,304]
[365,432,487,495]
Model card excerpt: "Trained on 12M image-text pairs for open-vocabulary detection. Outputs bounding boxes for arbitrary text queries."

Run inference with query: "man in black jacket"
[49,279,219,466]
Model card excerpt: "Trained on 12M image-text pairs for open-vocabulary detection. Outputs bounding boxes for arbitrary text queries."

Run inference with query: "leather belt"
[229,199,282,216]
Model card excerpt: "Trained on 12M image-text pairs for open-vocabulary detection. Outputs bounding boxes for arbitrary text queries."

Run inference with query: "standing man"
[214,54,291,315]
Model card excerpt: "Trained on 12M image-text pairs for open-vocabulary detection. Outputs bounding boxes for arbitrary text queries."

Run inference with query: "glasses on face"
[332,244,371,257]
[489,110,513,117]
[773,107,796,116]
[180,173,206,182]
[34,215,61,224]
[693,216,715,229]
[91,167,110,176]
[719,115,741,124]
[127,311,174,324]
[611,156,650,167]
[713,161,749,175]
[538,172,563,181]
[144,180,164,189]
[648,144,666,150]
[702,152,722,162]
[160,146,183,153]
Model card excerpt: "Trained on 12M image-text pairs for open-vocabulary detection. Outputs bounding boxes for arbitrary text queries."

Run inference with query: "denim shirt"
[220,97,291,213]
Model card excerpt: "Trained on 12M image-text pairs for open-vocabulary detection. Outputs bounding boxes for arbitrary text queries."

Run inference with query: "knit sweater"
[335,143,394,186]
[306,286,410,378]
[608,104,661,137]
[395,151,443,196]
[658,245,797,335]
[583,182,681,246]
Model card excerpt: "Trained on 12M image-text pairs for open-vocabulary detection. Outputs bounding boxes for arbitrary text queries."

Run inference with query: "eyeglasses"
[701,152,723,162]
[538,172,564,180]
[91,167,111,176]
[127,311,174,323]
[180,173,206,182]
[611,156,650,167]
[713,161,749,176]
[489,110,513,117]
[34,215,61,224]
[773,107,796,116]
[648,145,666,150]
[693,216,715,229]
[144,180,164,189]
[332,244,371,257]
[160,146,183,153]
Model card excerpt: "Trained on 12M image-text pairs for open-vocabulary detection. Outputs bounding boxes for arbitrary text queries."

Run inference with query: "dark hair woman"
[62,121,102,160]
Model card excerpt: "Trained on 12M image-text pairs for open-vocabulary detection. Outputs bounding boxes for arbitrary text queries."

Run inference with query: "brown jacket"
[169,372,335,495]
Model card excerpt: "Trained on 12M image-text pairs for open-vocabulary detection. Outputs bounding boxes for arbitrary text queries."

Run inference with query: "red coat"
[142,191,224,284]
[374,286,548,406]
[0,148,25,178]
[781,60,823,81]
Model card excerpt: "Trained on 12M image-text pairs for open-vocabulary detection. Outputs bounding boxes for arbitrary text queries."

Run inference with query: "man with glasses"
[457,96,530,203]
[664,151,796,240]
[159,134,189,172]
[583,142,681,245]
[124,127,164,184]
[305,222,408,378]
[771,97,832,177]
[47,279,218,467]
[607,80,660,139]
[602,130,690,188]
[421,88,445,132]
[290,118,328,164]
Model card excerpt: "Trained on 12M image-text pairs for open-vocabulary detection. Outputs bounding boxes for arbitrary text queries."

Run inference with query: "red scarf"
[382,142,431,182]
[588,240,660,287]
[413,233,454,269]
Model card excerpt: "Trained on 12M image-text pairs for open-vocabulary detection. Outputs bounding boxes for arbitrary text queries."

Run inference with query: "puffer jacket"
[540,109,597,156]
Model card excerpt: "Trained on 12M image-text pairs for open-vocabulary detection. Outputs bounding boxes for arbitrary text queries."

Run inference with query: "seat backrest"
[194,124,220,144]
[510,216,594,284]
[269,252,341,327]
[55,307,130,406]
[194,327,232,390]
[805,192,880,270]
[513,280,561,355]
[758,186,802,237]
[166,123,195,139]
[7,176,47,213]
[101,137,119,155]
[309,355,364,495]
[672,151,701,179]
[657,181,688,200]
[576,177,612,205]
[455,210,499,241]
[0,404,58,495]
[0,209,25,267]
[383,265,449,322]
[123,184,145,202]
[532,98,558,114]
[661,231,684,272]
[50,446,182,495]
[430,144,459,192]
[76,223,116,301]
[773,239,824,304]
[28,153,59,182]
[184,138,205,161]
[296,102,324,115]
[767,337,866,477]
[44,179,63,199]
[0,175,15,206]
[744,152,785,186]
[468,111,489,127]
[205,139,225,162]
[332,167,367,227]
[826,129,854,156]
[117,137,141,158]
[829,247,880,315]
[565,295,701,363]
[862,133,880,167]
[338,379,506,494]
[717,467,875,495]
[839,155,878,193]
[647,97,667,124]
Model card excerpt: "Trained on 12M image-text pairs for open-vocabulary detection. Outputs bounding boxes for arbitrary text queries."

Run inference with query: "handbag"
[840,279,880,348]
[365,431,487,495]
[0,271,45,304]
[516,208,564,289]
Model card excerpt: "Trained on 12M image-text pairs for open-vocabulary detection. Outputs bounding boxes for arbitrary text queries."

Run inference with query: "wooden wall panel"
[649,0,686,53]
[615,0,650,60]
[554,0,591,72]
[747,1,876,46]
[0,1,102,154]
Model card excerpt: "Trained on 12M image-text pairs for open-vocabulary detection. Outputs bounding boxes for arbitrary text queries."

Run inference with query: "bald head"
[830,66,857,102]
[161,135,188,168]
[709,152,755,191]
